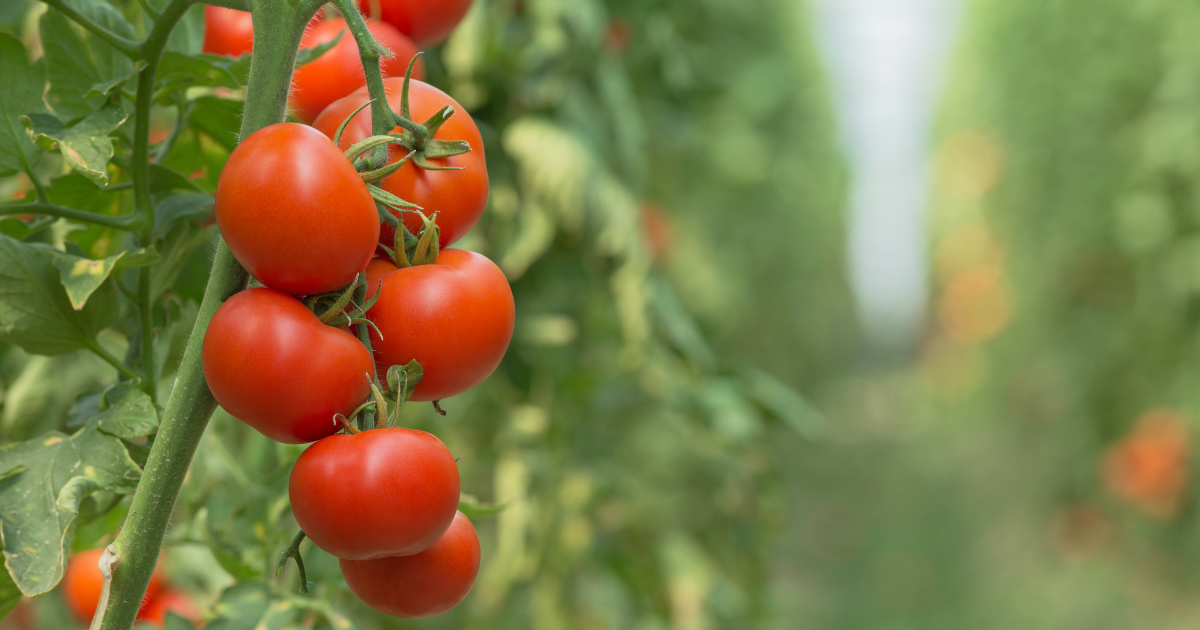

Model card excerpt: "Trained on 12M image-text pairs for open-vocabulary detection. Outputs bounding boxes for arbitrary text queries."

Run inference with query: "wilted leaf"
[0,235,119,355]
[157,52,244,93]
[0,421,142,596]
[23,102,128,186]
[52,248,158,310]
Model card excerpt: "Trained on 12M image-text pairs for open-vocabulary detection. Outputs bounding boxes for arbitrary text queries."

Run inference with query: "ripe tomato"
[312,78,487,249]
[340,511,480,618]
[139,589,200,627]
[202,7,254,57]
[358,0,474,48]
[289,428,460,560]
[63,549,164,625]
[290,18,423,124]
[203,288,374,444]
[215,122,379,296]
[364,251,513,401]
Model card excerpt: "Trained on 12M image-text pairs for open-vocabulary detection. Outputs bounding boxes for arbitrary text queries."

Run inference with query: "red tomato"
[340,511,480,618]
[215,122,379,296]
[139,589,200,628]
[203,288,374,444]
[289,428,460,560]
[364,251,513,401]
[202,7,254,57]
[62,549,164,625]
[359,0,474,48]
[312,78,487,249]
[290,18,423,124]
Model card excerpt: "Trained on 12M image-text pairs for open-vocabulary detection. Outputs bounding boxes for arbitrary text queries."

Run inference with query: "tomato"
[363,251,514,401]
[215,122,379,296]
[290,18,423,124]
[203,288,374,444]
[340,511,480,618]
[62,549,164,625]
[359,0,474,48]
[312,78,487,249]
[289,428,460,560]
[139,589,200,628]
[202,7,254,57]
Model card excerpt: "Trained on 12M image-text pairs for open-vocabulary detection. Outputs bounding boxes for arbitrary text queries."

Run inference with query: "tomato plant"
[313,77,488,249]
[202,287,374,444]
[63,550,163,625]
[340,510,481,617]
[359,0,474,47]
[215,122,379,295]
[289,428,461,559]
[290,17,423,123]
[364,250,514,401]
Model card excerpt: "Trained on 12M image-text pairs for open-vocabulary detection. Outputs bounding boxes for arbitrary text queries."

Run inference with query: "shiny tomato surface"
[203,288,374,444]
[358,0,474,47]
[312,78,487,249]
[289,428,461,560]
[341,510,481,617]
[215,122,379,295]
[364,250,514,401]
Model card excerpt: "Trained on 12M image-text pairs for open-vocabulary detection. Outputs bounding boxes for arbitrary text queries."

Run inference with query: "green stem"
[152,98,190,165]
[93,2,323,629]
[0,202,138,230]
[40,0,142,59]
[137,267,157,398]
[87,341,140,382]
[332,0,401,166]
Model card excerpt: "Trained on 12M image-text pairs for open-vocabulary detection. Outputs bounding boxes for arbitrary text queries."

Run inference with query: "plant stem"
[0,202,138,230]
[93,1,323,628]
[40,0,143,59]
[332,0,401,166]
[87,341,140,382]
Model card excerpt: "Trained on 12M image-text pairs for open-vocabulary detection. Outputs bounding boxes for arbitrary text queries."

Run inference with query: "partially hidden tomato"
[340,510,480,618]
[289,428,460,560]
[359,0,474,48]
[364,251,514,401]
[139,589,200,628]
[202,7,254,57]
[290,17,423,124]
[63,549,164,625]
[215,122,379,296]
[312,77,487,249]
[203,288,374,444]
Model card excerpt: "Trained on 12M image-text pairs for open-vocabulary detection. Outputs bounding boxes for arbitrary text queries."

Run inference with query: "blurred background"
[6,0,1200,627]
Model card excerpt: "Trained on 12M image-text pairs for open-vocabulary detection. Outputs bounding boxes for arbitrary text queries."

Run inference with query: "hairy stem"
[93,1,323,628]
[332,0,401,166]
[0,202,138,230]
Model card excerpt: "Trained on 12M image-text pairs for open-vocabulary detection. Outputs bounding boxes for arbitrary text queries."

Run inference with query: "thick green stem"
[93,2,322,629]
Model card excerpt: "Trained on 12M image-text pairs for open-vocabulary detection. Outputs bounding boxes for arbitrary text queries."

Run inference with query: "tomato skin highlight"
[364,250,514,401]
[203,288,374,444]
[358,0,474,48]
[341,510,480,618]
[289,428,461,560]
[215,122,379,296]
[290,18,423,124]
[63,549,164,625]
[202,7,254,57]
[312,78,488,249]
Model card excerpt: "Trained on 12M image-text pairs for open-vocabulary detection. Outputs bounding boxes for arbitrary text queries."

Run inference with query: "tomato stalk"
[91,1,323,628]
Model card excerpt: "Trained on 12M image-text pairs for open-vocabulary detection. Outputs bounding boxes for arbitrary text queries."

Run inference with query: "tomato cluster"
[62,549,197,628]
[202,4,501,617]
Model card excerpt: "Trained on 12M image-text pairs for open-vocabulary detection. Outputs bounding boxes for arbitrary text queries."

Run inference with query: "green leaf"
[149,163,203,194]
[0,557,19,622]
[0,234,119,355]
[94,382,159,439]
[40,4,136,122]
[189,97,243,150]
[296,29,343,67]
[164,3,205,55]
[0,33,46,178]
[161,611,197,630]
[0,422,142,596]
[741,368,827,440]
[458,493,508,519]
[51,247,157,311]
[23,102,128,186]
[153,193,213,239]
[156,52,244,94]
[151,223,215,300]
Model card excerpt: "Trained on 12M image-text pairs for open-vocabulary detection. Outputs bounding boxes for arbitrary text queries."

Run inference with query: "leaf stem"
[39,0,143,60]
[0,202,138,230]
[331,0,402,166]
[87,340,140,382]
[276,530,310,595]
